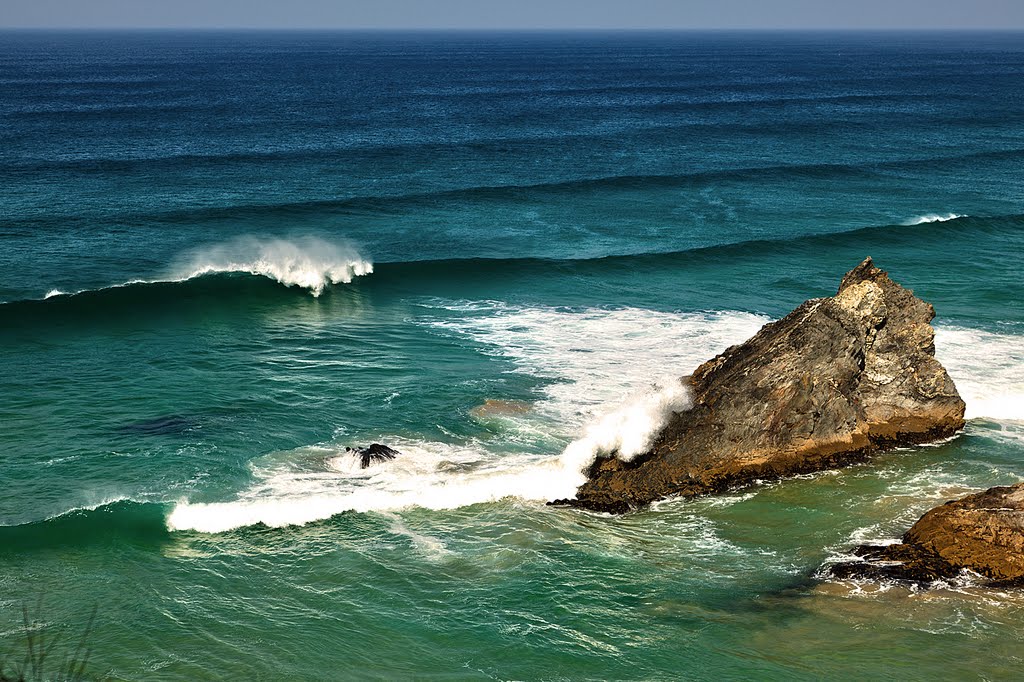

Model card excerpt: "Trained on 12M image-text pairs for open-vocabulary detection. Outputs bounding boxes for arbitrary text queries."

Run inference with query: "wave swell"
[9,213,1024,312]
[30,236,373,304]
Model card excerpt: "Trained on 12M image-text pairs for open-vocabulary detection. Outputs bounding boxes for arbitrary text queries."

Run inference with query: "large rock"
[565,257,966,513]
[827,483,1024,586]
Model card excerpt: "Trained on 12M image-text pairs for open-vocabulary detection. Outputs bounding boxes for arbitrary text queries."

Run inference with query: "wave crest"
[903,213,965,225]
[171,236,372,296]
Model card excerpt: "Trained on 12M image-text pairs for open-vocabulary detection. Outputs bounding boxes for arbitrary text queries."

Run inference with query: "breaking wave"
[903,213,966,225]
[29,236,373,304]
[170,236,373,296]
[12,212,1024,310]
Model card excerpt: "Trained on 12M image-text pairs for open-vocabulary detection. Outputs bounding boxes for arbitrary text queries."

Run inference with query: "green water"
[2,31,1024,680]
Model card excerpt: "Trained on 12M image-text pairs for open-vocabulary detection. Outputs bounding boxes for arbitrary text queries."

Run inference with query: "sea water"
[1,31,1023,680]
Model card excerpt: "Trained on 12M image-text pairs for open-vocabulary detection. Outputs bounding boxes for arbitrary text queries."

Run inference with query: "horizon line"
[3,26,1024,32]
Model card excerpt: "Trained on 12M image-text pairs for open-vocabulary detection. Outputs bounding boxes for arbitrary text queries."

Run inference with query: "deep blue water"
[1,31,1023,680]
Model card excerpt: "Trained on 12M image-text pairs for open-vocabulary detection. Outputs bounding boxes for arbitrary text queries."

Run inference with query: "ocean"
[1,30,1022,680]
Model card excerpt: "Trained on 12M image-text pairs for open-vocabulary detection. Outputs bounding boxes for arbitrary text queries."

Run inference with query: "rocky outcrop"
[827,483,1024,586]
[563,257,966,513]
[346,443,400,468]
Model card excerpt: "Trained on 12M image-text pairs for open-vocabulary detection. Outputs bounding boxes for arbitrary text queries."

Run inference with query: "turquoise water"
[1,31,1023,679]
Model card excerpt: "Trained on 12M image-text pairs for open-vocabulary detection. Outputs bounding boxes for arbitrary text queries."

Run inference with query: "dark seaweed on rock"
[559,257,966,513]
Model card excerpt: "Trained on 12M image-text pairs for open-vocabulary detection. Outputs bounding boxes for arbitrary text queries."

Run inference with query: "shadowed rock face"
[827,484,1024,587]
[565,257,966,513]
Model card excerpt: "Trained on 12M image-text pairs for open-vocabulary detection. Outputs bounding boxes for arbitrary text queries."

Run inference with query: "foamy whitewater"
[167,307,1022,533]
[167,307,767,532]
[172,236,373,295]
[934,326,1024,421]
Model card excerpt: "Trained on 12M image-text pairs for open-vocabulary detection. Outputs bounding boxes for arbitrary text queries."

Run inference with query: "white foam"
[424,304,767,475]
[903,213,965,225]
[424,303,768,427]
[168,306,768,532]
[167,306,1023,533]
[167,438,588,532]
[934,326,1024,421]
[558,377,689,474]
[44,289,65,299]
[170,236,373,296]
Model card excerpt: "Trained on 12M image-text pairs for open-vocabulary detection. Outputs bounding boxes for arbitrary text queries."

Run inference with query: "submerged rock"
[470,399,532,418]
[563,257,966,513]
[827,483,1024,587]
[346,443,400,468]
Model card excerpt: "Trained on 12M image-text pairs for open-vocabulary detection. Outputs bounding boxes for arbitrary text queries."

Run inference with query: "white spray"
[902,213,965,225]
[171,236,373,296]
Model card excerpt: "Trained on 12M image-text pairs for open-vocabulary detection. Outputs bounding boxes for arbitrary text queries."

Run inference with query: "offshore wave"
[4,212,1018,311]
[903,213,966,225]
[143,148,1022,221]
[22,236,373,305]
[170,236,373,297]
[7,211,1024,319]
[243,211,1009,283]
[8,107,1024,177]
[7,149,1022,225]
[2,87,937,120]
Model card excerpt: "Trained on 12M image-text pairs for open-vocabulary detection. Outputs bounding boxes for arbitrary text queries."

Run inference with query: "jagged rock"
[827,483,1024,587]
[562,257,966,513]
[346,443,400,468]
